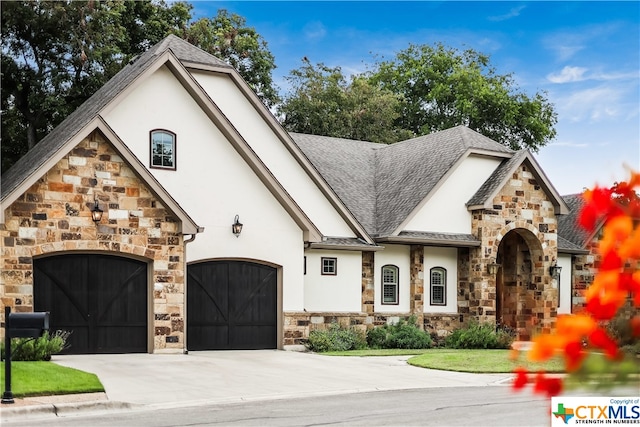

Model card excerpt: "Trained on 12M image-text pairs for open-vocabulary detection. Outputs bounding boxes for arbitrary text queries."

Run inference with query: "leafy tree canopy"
[1,1,277,172]
[278,59,412,144]
[368,43,557,151]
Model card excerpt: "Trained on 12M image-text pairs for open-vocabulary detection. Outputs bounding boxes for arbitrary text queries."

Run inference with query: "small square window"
[321,257,337,275]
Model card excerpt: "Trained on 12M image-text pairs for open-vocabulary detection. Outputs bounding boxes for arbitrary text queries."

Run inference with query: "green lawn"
[322,348,566,373]
[0,362,104,398]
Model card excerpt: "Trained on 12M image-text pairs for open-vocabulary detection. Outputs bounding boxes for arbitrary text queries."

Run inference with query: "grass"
[322,348,566,373]
[408,349,566,373]
[323,348,432,357]
[0,362,104,398]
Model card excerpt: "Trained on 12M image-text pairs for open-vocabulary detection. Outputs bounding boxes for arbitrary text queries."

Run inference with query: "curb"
[1,400,135,420]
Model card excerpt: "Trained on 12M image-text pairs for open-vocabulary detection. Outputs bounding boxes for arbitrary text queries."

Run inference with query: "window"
[381,265,399,305]
[150,130,176,170]
[430,267,446,305]
[321,257,337,275]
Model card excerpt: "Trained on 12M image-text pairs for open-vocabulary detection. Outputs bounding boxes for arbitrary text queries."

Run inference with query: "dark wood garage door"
[34,254,148,354]
[187,261,277,350]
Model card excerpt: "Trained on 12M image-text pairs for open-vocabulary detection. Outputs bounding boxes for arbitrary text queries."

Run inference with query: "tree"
[1,1,278,172]
[368,43,557,151]
[183,10,278,108]
[278,59,412,143]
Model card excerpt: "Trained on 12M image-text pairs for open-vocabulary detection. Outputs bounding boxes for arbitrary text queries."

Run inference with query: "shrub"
[306,322,367,352]
[367,315,432,349]
[1,330,71,361]
[444,321,514,349]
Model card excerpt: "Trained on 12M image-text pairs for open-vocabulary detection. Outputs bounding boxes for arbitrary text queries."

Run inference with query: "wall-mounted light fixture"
[232,215,243,237]
[549,262,562,279]
[487,258,500,275]
[91,198,103,225]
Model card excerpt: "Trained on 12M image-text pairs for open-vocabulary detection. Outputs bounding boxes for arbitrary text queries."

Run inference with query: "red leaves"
[588,328,621,360]
[513,169,639,397]
[512,367,529,390]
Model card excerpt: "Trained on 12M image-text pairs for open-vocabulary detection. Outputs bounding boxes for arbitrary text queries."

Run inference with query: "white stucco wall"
[423,246,458,314]
[373,245,411,313]
[191,71,357,238]
[557,255,572,314]
[303,249,362,312]
[103,66,305,310]
[404,155,502,234]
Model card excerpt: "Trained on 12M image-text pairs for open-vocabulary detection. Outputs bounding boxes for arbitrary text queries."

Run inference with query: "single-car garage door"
[34,254,148,354]
[187,261,277,350]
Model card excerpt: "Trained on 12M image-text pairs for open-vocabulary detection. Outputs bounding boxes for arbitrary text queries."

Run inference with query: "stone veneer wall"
[470,164,560,339]
[0,131,186,351]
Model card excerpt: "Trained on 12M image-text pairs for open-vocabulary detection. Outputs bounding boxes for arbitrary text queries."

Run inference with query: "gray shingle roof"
[467,150,527,207]
[1,35,229,201]
[292,126,514,237]
[557,193,590,248]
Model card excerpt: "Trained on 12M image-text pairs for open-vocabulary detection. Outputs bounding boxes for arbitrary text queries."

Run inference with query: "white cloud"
[550,141,589,148]
[547,66,588,83]
[303,21,327,41]
[554,85,624,122]
[488,5,526,22]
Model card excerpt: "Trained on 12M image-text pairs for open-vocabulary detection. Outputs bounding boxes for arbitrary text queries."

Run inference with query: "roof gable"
[294,126,515,237]
[2,36,328,241]
[466,150,570,215]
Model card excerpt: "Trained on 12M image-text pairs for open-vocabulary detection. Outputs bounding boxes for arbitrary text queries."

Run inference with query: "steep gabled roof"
[466,150,570,215]
[293,126,514,237]
[557,193,592,252]
[291,133,380,234]
[1,35,330,242]
[1,35,226,203]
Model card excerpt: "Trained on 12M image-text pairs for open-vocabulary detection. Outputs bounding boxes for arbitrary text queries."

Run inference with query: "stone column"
[409,245,424,328]
[361,251,374,321]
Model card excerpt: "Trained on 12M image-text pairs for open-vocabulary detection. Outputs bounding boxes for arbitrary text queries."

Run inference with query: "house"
[0,35,595,353]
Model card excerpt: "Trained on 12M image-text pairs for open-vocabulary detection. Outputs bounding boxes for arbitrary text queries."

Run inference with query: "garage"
[187,261,277,350]
[33,254,148,354]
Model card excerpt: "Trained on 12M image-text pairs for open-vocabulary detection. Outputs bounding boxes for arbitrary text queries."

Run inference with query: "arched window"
[382,265,399,305]
[150,129,176,170]
[430,267,446,306]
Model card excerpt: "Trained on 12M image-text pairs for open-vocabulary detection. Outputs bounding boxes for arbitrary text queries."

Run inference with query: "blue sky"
[193,1,639,195]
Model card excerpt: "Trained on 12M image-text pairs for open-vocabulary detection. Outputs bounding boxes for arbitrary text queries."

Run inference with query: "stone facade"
[470,164,560,339]
[0,131,186,351]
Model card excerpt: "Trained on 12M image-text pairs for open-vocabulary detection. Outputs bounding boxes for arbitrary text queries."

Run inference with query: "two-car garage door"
[33,255,277,353]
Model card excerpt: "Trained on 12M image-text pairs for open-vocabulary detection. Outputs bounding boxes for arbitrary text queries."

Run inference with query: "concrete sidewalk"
[1,350,513,420]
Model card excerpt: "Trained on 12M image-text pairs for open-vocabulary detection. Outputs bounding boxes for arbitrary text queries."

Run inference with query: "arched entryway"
[495,229,544,341]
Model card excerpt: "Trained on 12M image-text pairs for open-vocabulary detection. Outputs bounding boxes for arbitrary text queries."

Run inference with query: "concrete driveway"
[51,350,512,408]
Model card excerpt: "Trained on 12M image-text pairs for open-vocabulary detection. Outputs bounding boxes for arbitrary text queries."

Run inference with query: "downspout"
[183,227,204,354]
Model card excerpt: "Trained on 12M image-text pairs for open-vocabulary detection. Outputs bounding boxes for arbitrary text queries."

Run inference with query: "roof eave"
[375,236,481,248]
[307,242,384,252]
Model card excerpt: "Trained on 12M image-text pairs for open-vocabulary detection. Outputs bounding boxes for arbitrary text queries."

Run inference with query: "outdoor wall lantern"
[91,198,104,225]
[549,262,562,279]
[487,258,500,275]
[232,215,243,237]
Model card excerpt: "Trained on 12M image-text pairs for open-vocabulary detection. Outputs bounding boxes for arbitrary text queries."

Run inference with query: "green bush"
[1,330,71,361]
[444,321,514,349]
[306,322,367,352]
[367,315,432,349]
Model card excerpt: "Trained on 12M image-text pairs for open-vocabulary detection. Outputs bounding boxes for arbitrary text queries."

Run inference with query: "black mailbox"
[8,312,50,338]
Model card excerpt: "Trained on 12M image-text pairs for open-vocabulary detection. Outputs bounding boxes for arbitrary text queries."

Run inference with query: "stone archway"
[495,228,545,341]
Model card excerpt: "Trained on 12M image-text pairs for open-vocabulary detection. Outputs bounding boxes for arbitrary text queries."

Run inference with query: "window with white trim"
[150,129,176,170]
[321,257,337,275]
[430,267,446,305]
[381,265,399,305]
